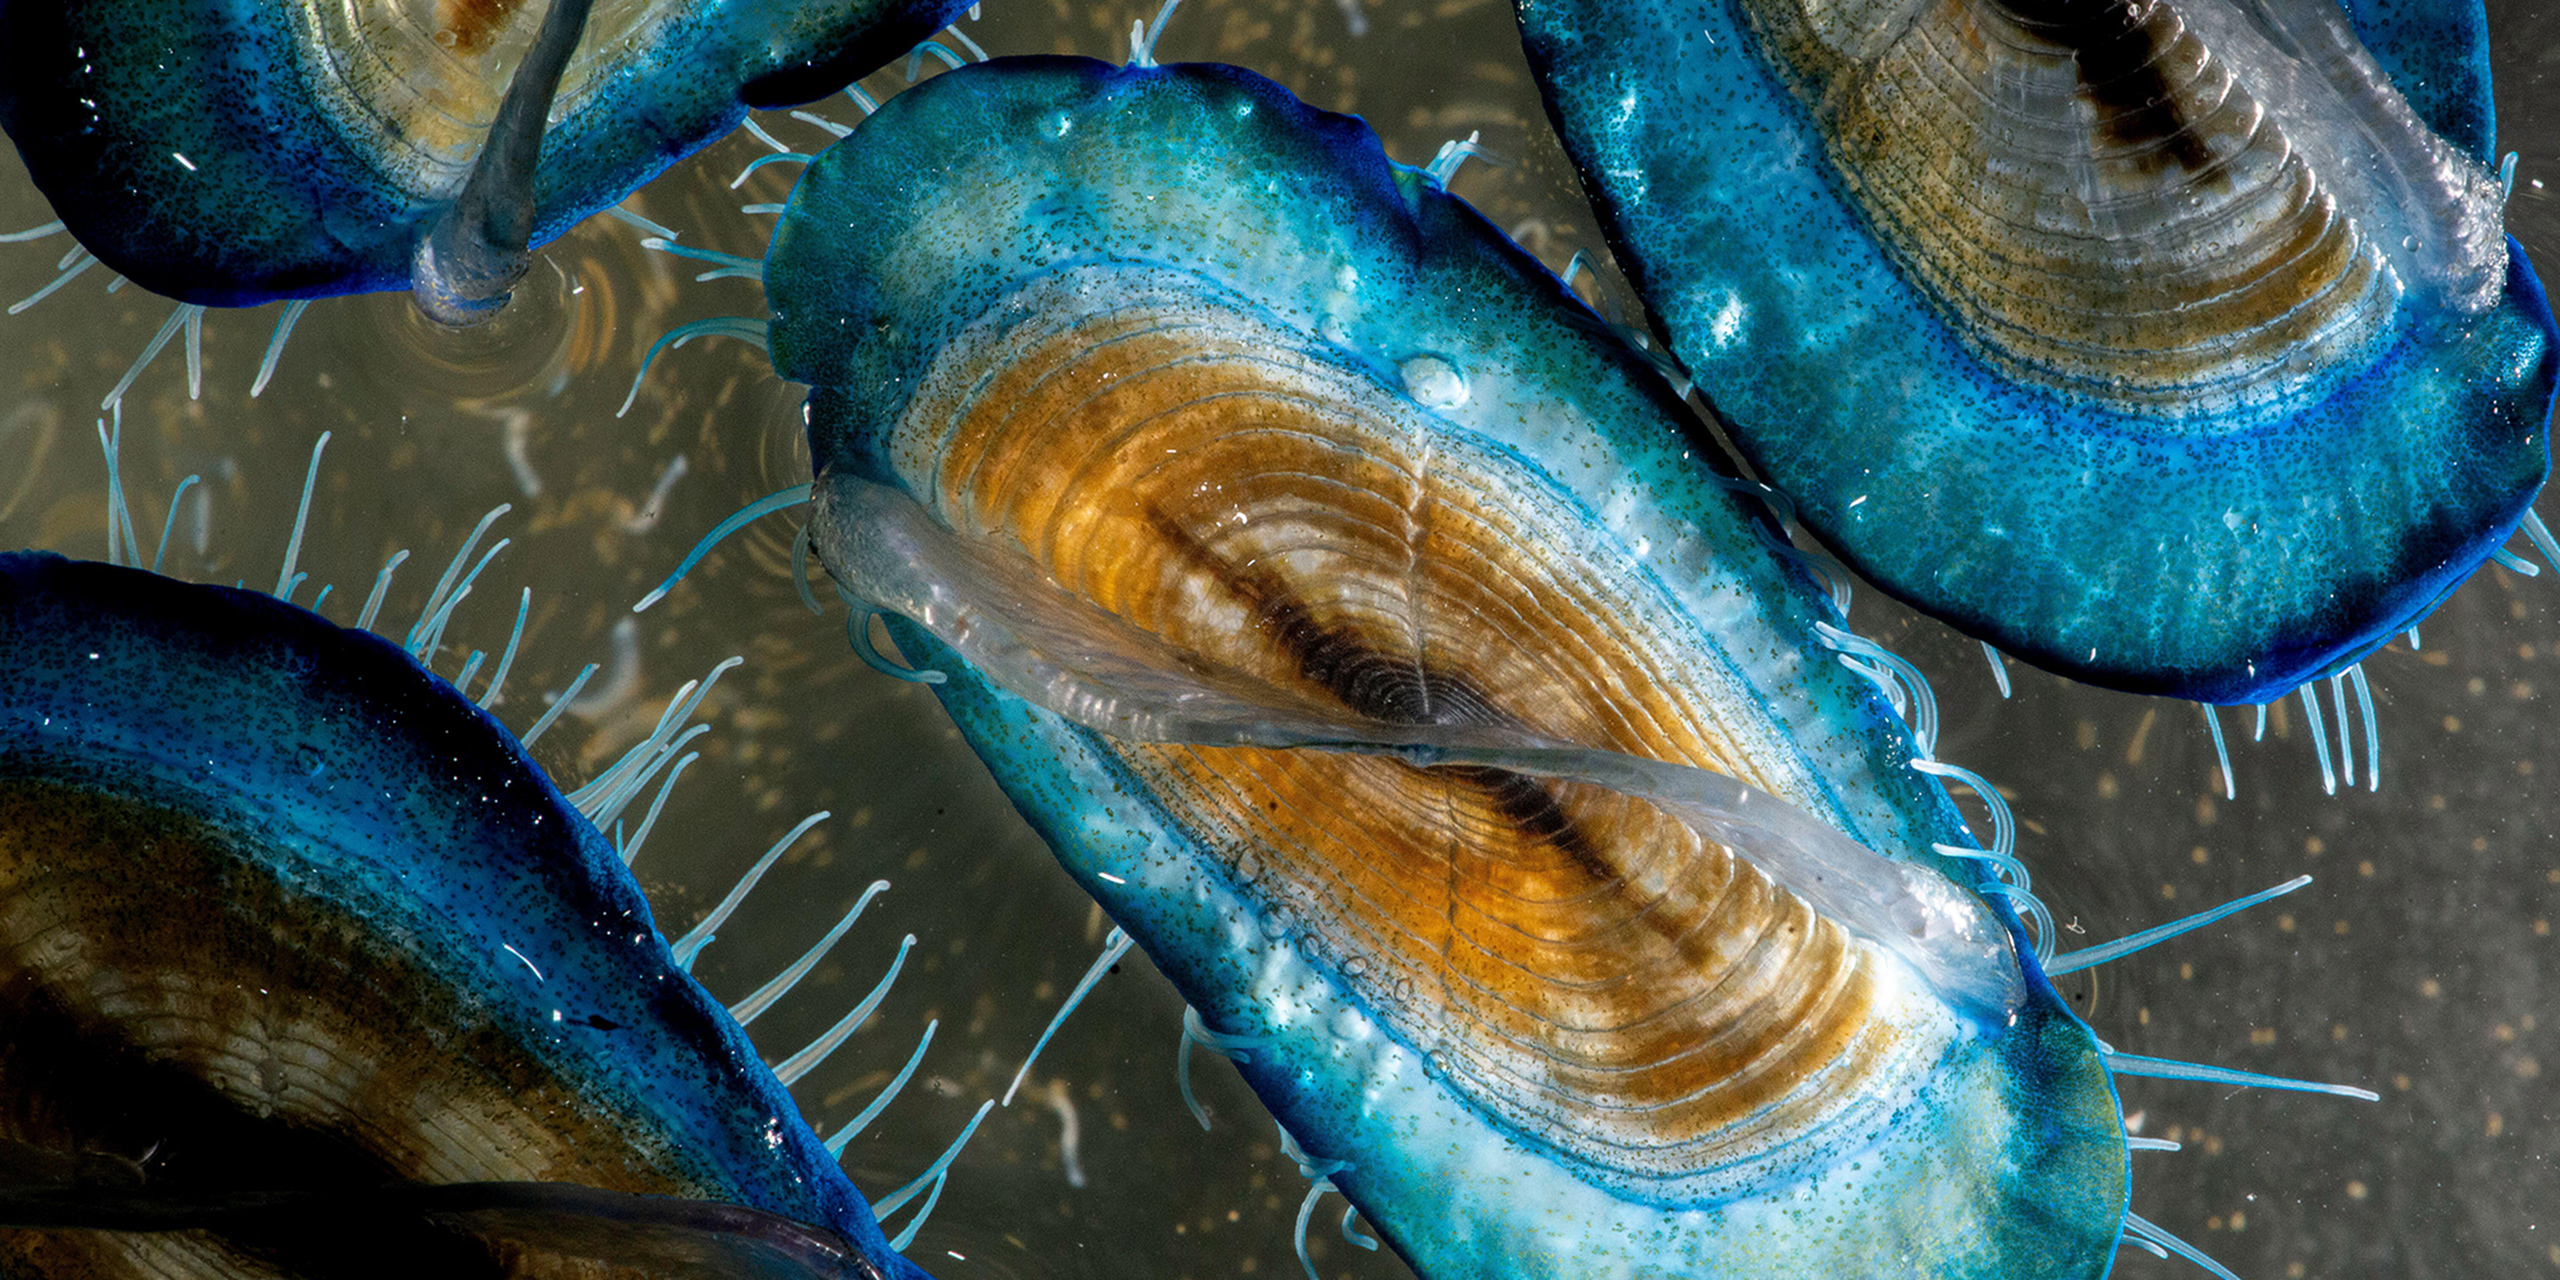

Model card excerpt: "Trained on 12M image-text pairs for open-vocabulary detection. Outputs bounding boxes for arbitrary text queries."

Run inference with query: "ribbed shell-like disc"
[884,273,1958,1194]
[773,58,2129,1278]
[300,0,677,191]
[0,780,693,1278]
[1735,0,2508,417]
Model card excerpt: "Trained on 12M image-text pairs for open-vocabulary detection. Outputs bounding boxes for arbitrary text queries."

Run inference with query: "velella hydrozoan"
[725,51,2378,1279]
[0,0,970,326]
[0,461,954,1277]
[1518,0,2560,705]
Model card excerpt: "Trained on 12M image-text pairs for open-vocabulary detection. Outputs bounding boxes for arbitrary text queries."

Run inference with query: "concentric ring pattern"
[888,274,1959,1197]
[1738,0,2504,418]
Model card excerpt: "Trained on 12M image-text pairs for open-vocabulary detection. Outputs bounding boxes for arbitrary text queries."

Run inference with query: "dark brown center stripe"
[434,0,536,57]
[892,288,1942,1186]
[1737,0,2396,411]
[1141,498,1663,891]
[1997,0,2213,171]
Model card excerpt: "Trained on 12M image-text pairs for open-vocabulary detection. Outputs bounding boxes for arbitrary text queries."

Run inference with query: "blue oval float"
[767,54,2142,1279]
[1518,0,2560,703]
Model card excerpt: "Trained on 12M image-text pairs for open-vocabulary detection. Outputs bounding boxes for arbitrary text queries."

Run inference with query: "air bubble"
[1399,354,1469,409]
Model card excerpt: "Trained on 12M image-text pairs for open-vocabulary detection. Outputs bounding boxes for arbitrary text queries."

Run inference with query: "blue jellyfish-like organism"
[725,52,2375,1279]
[1519,0,2560,704]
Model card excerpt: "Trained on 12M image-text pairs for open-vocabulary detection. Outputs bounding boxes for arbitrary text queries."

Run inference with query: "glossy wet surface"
[2,1,2555,1277]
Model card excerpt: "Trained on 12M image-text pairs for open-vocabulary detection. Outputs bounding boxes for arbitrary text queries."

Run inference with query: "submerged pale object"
[765,54,2137,1278]
[0,0,968,320]
[1519,0,2560,702]
[0,551,926,1280]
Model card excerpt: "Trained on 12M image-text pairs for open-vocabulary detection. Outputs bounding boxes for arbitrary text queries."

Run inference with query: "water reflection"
[2,2,2555,1278]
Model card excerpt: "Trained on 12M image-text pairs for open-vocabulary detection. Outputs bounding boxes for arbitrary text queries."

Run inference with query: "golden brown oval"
[885,279,1962,1191]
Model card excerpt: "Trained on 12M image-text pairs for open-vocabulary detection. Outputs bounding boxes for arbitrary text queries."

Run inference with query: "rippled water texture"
[2,2,2557,1278]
